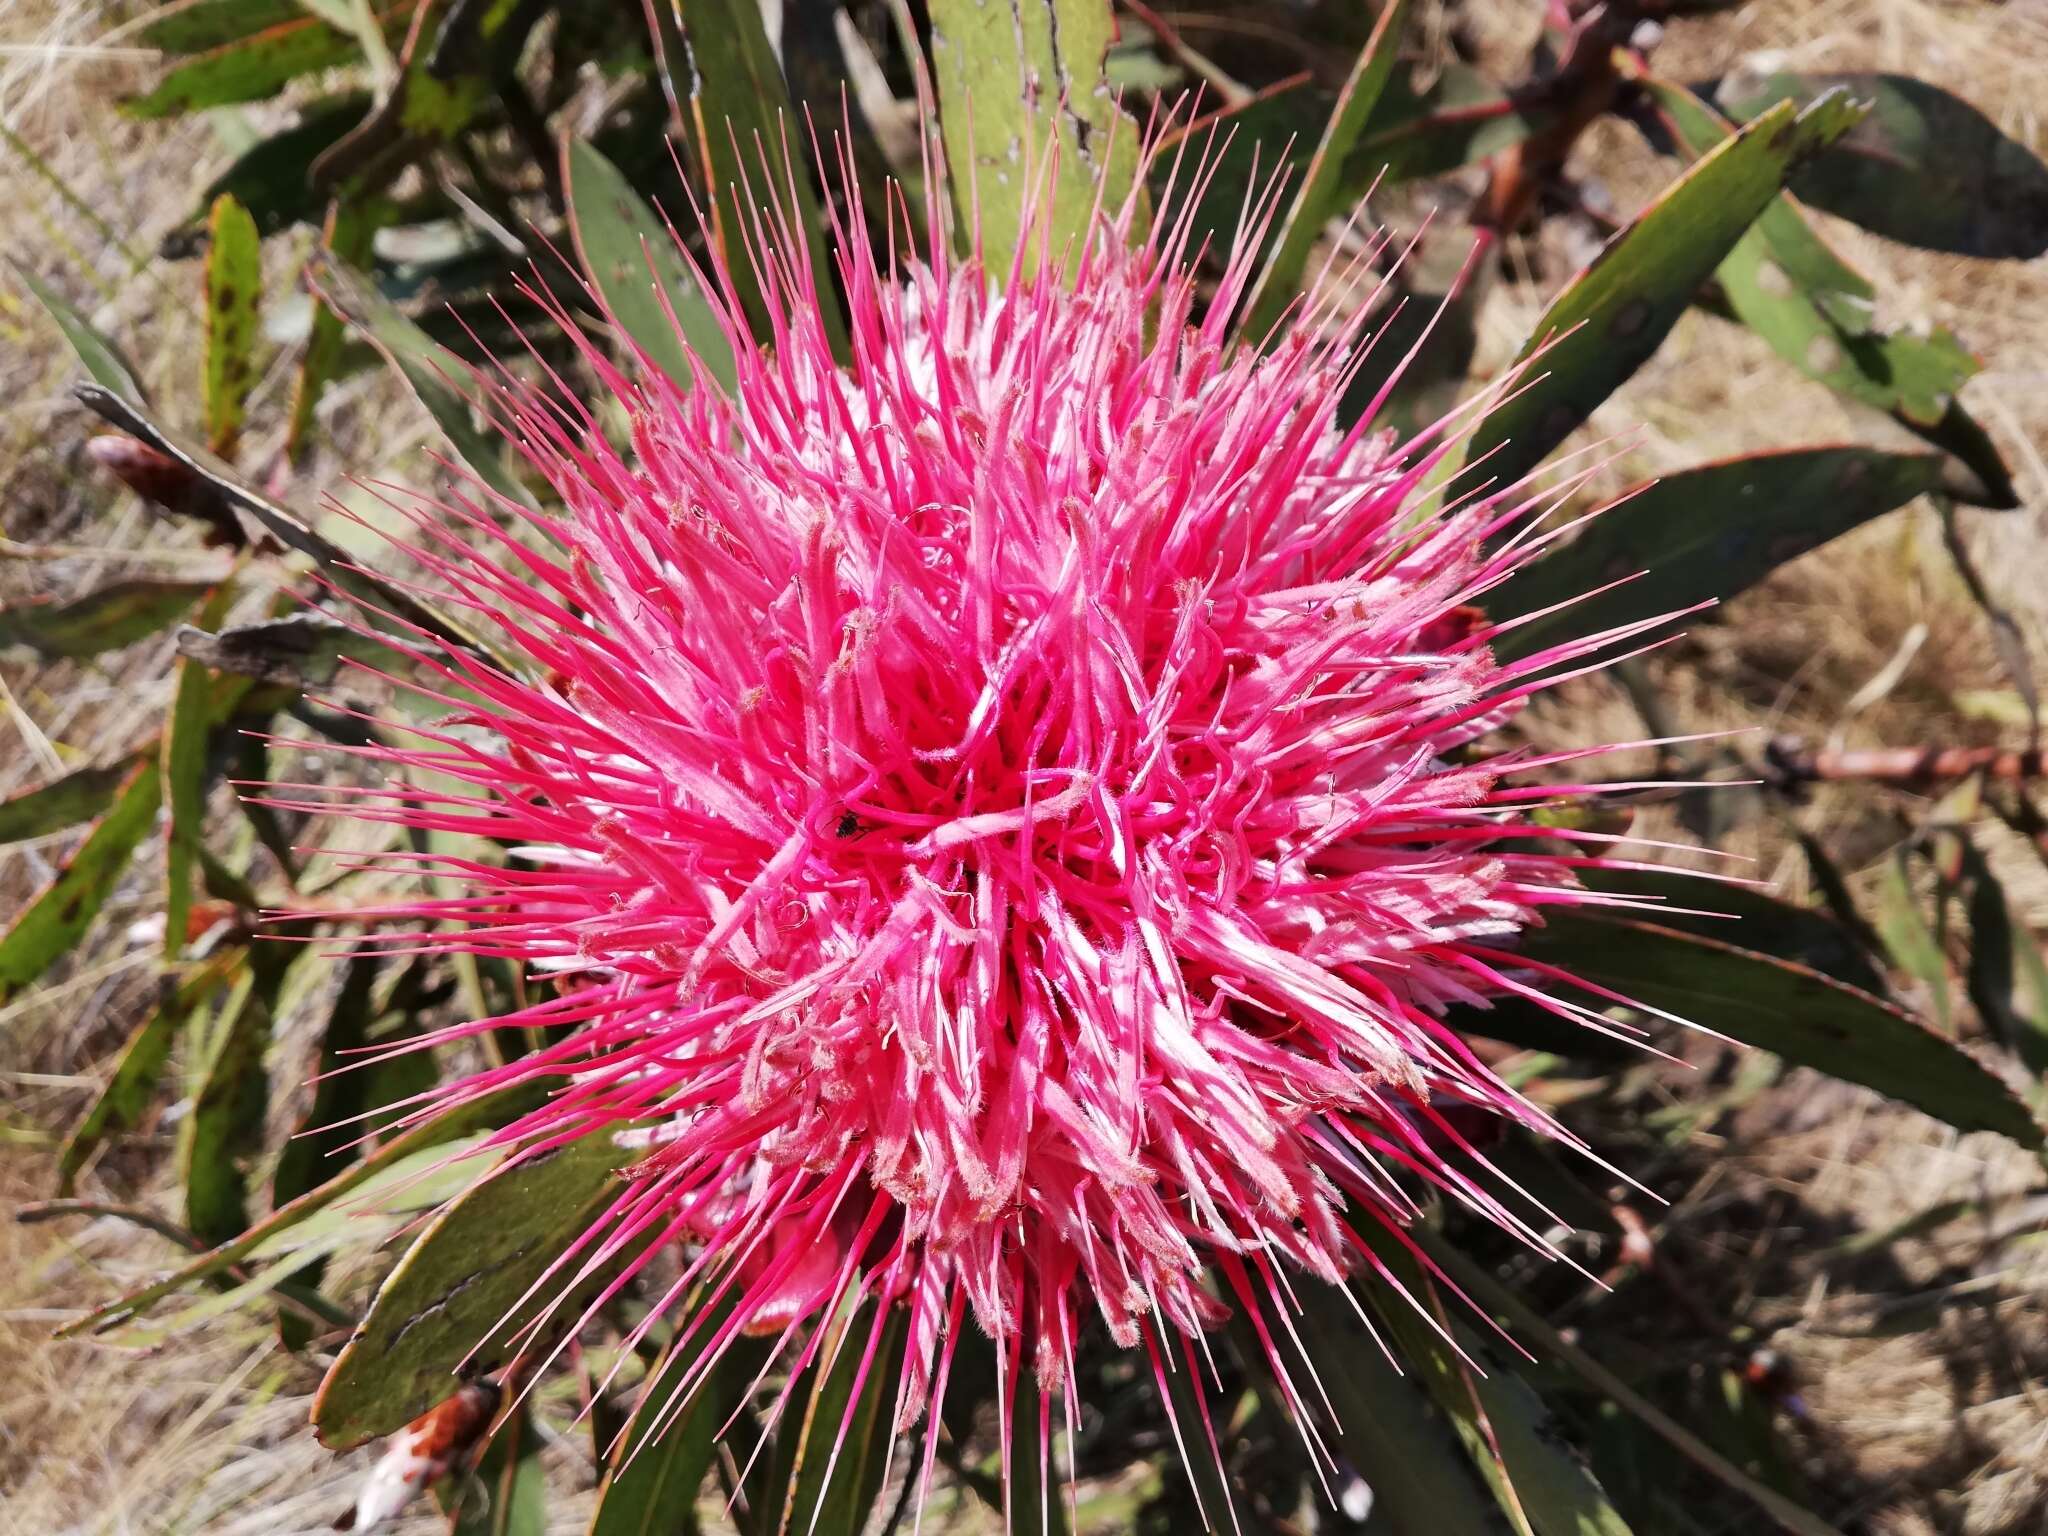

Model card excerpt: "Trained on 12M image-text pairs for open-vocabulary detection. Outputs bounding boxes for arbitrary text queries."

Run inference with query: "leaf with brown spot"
[203,193,262,458]
[1467,92,1867,491]
[314,1131,640,1449]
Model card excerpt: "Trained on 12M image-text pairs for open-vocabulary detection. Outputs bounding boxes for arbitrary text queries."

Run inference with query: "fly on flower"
[275,107,1692,1524]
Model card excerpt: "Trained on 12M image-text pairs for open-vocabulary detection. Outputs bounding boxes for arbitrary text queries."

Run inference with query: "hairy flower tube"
[282,126,1683,1509]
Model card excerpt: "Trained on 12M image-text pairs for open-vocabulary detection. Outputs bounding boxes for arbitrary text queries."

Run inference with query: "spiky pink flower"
[294,126,1673,1508]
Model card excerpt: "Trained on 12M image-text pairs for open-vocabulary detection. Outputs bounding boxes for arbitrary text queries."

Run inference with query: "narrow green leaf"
[188,94,371,241]
[1241,0,1408,340]
[1151,1335,1250,1535]
[13,264,148,403]
[1005,1330,1071,1536]
[202,194,262,458]
[137,0,304,54]
[0,578,214,660]
[269,956,382,1293]
[1352,62,1549,185]
[1711,71,2048,260]
[1276,1281,1512,1533]
[180,966,273,1245]
[1352,1232,1634,1536]
[0,754,148,843]
[1956,840,2048,1079]
[288,198,380,459]
[0,759,162,1001]
[60,1082,536,1337]
[313,1131,636,1448]
[304,256,540,512]
[447,1408,549,1536]
[1876,847,1951,1029]
[781,1297,911,1536]
[563,135,737,395]
[163,583,244,958]
[664,0,849,355]
[1632,72,2015,509]
[57,950,242,1193]
[927,0,1143,274]
[1412,1228,1843,1536]
[1509,912,2043,1147]
[1468,92,1867,490]
[125,8,365,118]
[1579,865,1887,995]
[588,1304,763,1536]
[73,385,502,665]
[1486,447,1951,660]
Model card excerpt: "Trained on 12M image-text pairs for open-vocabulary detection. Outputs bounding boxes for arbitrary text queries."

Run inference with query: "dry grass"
[3,0,2047,1532]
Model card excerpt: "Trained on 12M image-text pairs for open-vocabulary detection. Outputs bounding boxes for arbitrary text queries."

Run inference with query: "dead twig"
[1765,736,2047,792]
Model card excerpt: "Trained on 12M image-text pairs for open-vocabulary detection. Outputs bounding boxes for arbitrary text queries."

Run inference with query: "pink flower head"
[296,120,1674,1509]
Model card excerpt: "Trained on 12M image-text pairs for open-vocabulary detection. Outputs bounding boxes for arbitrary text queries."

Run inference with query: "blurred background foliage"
[3,0,2048,1532]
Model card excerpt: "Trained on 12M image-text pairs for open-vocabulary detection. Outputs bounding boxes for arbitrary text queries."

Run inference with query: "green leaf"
[61,1082,536,1336]
[1150,1333,1250,1535]
[1876,847,1951,1029]
[1486,447,1952,660]
[1467,92,1867,491]
[1004,1330,1071,1536]
[0,758,162,1001]
[448,1408,549,1536]
[180,963,274,1246]
[74,385,502,665]
[313,1130,636,1448]
[203,193,262,457]
[1631,73,2014,509]
[0,577,215,660]
[125,8,365,118]
[1352,62,1548,185]
[588,1308,762,1536]
[779,1296,911,1536]
[304,255,541,512]
[1413,1228,1843,1536]
[1240,0,1408,340]
[1509,912,2043,1147]
[0,754,149,843]
[1578,866,1887,995]
[1711,71,2048,260]
[1350,1232,1634,1536]
[57,950,242,1193]
[268,955,384,1341]
[1151,95,1314,249]
[305,0,544,200]
[662,0,849,355]
[927,0,1142,274]
[1956,841,2048,1080]
[13,264,148,403]
[1271,1278,1512,1533]
[288,197,381,459]
[190,97,372,241]
[137,0,305,54]
[163,583,244,958]
[563,135,737,395]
